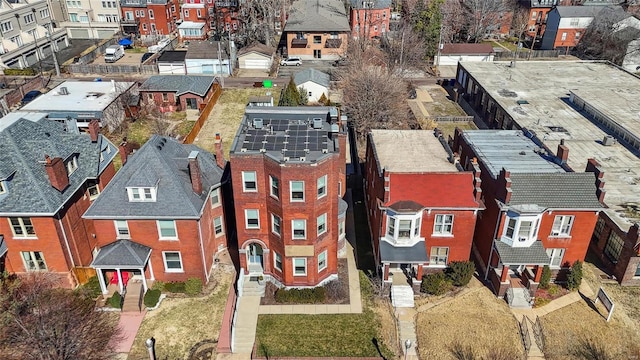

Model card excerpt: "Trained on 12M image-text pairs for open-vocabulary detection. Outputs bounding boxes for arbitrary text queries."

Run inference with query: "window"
[157,220,178,239]
[292,219,306,239]
[149,9,154,18]
[114,220,130,237]
[593,217,606,240]
[570,18,579,26]
[139,10,145,17]
[125,11,134,20]
[293,258,307,276]
[531,11,537,19]
[317,213,327,235]
[434,214,454,235]
[561,32,567,41]
[373,25,378,31]
[547,248,565,268]
[233,22,237,30]
[271,213,281,236]
[245,209,260,229]
[506,218,516,238]
[22,251,47,271]
[430,247,449,266]
[87,181,100,200]
[270,175,279,198]
[163,252,183,272]
[313,35,321,44]
[551,216,574,236]
[635,263,640,277]
[197,9,201,17]
[604,231,624,263]
[398,219,412,238]
[386,213,422,241]
[79,14,89,23]
[387,217,395,236]
[290,181,304,201]
[575,32,581,39]
[9,35,23,46]
[128,187,156,201]
[0,180,6,194]
[274,252,283,272]
[1,21,13,33]
[242,171,257,192]
[518,220,533,241]
[213,216,224,236]
[318,250,327,271]
[502,215,541,245]
[210,188,220,207]
[9,218,35,238]
[40,9,50,18]
[24,13,35,24]
[184,9,189,17]
[317,175,327,198]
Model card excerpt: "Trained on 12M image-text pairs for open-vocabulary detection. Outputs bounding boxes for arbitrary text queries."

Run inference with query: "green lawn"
[255,272,394,358]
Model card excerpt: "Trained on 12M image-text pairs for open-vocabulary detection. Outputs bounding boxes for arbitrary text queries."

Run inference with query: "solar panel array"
[240,119,330,159]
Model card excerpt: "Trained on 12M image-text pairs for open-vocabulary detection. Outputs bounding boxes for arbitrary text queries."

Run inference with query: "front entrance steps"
[122,281,144,312]
[242,276,265,297]
[391,285,415,308]
[509,287,533,308]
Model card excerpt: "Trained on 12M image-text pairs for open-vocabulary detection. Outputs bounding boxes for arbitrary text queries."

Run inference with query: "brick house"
[138,75,219,113]
[540,6,608,51]
[519,0,568,43]
[211,0,241,34]
[120,0,178,37]
[229,106,347,289]
[364,130,483,283]
[0,115,117,287]
[178,0,211,40]
[349,0,391,39]
[284,0,350,60]
[452,129,604,306]
[83,135,227,295]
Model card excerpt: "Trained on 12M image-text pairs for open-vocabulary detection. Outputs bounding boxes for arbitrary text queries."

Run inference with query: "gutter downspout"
[484,209,503,281]
[197,218,210,283]
[58,216,76,276]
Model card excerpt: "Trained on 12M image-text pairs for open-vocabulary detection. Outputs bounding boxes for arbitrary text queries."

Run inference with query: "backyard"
[126,264,235,360]
[254,272,397,359]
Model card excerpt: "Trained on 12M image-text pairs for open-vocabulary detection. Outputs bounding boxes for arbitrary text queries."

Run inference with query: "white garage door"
[243,59,270,70]
[69,28,90,39]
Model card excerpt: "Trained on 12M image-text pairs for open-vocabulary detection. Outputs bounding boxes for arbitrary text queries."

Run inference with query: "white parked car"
[280,57,302,66]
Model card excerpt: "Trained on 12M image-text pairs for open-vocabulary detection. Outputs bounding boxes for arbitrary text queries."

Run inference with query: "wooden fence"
[65,64,159,75]
[431,115,474,123]
[0,75,44,112]
[494,49,560,60]
[72,267,97,285]
[182,83,223,144]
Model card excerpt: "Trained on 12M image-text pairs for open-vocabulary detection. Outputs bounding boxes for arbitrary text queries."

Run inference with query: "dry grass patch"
[421,86,466,117]
[371,298,399,355]
[540,300,640,360]
[127,265,234,360]
[416,286,524,360]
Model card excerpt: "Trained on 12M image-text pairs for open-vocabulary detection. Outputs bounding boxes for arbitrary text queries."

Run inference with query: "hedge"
[274,287,326,304]
[144,289,162,307]
[108,291,122,308]
[421,272,451,295]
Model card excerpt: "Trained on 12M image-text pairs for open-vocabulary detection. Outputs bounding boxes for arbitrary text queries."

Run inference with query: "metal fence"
[432,115,474,123]
[65,64,159,74]
[494,49,561,60]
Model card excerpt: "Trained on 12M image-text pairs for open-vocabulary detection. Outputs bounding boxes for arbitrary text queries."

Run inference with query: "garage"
[238,45,274,71]
[69,28,90,39]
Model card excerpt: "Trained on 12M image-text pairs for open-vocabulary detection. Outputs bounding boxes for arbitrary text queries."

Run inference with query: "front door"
[247,243,263,274]
[186,98,198,110]
[314,49,321,58]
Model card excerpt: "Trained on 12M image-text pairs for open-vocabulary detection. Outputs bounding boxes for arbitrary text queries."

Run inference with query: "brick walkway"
[109,310,146,354]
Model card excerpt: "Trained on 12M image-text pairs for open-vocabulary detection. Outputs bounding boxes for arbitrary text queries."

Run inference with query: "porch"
[380,240,428,284]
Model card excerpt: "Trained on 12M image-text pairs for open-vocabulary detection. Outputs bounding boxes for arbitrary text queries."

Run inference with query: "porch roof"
[91,239,151,268]
[380,241,428,263]
[0,236,6,257]
[495,240,550,265]
[338,197,348,219]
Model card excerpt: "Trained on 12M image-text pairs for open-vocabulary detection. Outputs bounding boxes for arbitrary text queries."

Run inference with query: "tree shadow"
[371,337,387,360]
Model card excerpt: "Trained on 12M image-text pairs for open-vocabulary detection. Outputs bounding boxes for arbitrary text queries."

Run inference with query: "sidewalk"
[511,281,595,319]
[396,307,419,360]
[109,310,146,355]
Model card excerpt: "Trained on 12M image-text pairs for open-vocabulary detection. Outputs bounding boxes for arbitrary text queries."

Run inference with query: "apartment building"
[120,0,177,37]
[59,0,121,39]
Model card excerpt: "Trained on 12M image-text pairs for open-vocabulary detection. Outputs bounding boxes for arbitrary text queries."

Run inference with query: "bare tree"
[381,22,426,74]
[0,272,121,360]
[102,81,139,132]
[462,0,508,42]
[442,0,468,43]
[510,3,530,41]
[239,0,287,47]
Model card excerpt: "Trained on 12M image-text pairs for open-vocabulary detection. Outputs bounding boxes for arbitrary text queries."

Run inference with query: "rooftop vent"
[253,118,263,129]
[58,87,69,95]
[603,135,615,146]
[313,118,323,129]
[516,100,529,105]
[519,151,526,155]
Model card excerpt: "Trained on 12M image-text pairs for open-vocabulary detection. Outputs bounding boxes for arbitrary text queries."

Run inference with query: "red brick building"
[540,6,604,51]
[452,129,604,306]
[229,106,347,289]
[120,0,178,37]
[139,75,220,113]
[211,0,241,34]
[83,135,228,295]
[349,0,391,39]
[364,130,483,283]
[178,0,212,40]
[0,116,117,288]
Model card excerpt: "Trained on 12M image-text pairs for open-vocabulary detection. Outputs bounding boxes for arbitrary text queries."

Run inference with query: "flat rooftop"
[21,81,134,113]
[460,61,640,230]
[370,130,457,173]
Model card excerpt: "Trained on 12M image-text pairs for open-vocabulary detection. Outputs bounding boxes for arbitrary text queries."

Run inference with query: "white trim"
[245,209,260,229]
[429,246,449,266]
[242,171,257,192]
[551,215,574,237]
[213,216,224,237]
[546,248,565,269]
[127,187,157,202]
[269,175,279,199]
[162,251,184,273]
[293,257,307,276]
[317,175,327,199]
[271,213,281,236]
[0,180,6,194]
[384,211,422,246]
[318,250,327,272]
[210,188,221,208]
[501,212,542,247]
[433,214,454,236]
[21,251,47,271]
[290,180,305,202]
[8,217,36,239]
[114,220,130,238]
[157,220,178,240]
[292,219,306,239]
[274,251,283,272]
[317,213,327,235]
[87,182,100,200]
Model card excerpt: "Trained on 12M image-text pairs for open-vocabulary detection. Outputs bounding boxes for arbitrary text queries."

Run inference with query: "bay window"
[501,212,542,247]
[385,211,422,244]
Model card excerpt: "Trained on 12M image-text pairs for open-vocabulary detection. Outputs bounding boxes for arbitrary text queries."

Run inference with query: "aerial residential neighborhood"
[2,0,640,359]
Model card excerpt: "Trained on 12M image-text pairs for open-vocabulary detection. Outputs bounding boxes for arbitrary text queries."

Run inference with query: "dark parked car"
[21,90,42,105]
[141,52,153,63]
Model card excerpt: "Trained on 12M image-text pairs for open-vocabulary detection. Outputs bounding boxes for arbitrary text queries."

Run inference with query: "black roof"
[157,51,187,63]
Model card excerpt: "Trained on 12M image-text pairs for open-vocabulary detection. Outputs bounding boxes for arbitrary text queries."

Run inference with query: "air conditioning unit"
[602,135,615,146]
[518,237,528,242]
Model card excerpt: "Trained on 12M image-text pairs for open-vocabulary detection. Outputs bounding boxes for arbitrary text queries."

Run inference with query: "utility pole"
[217,41,225,88]
[435,21,443,80]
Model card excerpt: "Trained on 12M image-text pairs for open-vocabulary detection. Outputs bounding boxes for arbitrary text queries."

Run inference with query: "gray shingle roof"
[186,41,229,60]
[91,239,152,267]
[0,118,117,215]
[284,0,350,32]
[494,241,550,265]
[139,75,216,97]
[84,135,224,219]
[294,68,330,88]
[349,0,391,9]
[555,5,608,18]
[508,173,603,209]
[380,241,428,262]
[0,236,6,257]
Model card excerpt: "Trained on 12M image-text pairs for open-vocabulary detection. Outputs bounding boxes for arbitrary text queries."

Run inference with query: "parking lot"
[92,51,147,65]
[277,59,336,79]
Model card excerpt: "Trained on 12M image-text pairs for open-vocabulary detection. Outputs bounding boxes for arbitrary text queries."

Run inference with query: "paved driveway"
[277,59,337,79]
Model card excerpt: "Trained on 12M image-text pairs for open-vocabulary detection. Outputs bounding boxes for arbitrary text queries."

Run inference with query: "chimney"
[214,133,226,169]
[188,151,203,194]
[501,168,512,204]
[119,139,130,165]
[88,119,100,143]
[44,155,69,192]
[557,139,569,164]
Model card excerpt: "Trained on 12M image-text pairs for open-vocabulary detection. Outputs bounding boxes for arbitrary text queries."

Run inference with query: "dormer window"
[0,180,6,194]
[127,187,156,202]
[66,156,78,174]
[501,212,541,247]
[385,211,423,245]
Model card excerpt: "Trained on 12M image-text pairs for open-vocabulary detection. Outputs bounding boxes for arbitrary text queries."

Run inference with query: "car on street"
[21,90,42,105]
[280,57,302,66]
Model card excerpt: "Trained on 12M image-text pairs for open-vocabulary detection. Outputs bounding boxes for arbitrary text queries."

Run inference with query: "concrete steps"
[510,288,533,309]
[122,282,143,312]
[391,285,415,308]
[242,278,265,297]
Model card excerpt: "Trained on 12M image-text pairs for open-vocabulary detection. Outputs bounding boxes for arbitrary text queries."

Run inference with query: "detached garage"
[238,44,274,71]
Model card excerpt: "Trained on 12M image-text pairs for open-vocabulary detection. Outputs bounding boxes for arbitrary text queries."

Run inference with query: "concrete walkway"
[232,295,261,354]
[109,310,146,355]
[396,307,419,360]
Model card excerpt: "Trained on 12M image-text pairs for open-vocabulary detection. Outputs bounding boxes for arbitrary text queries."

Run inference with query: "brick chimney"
[119,140,129,165]
[585,158,606,204]
[471,158,482,202]
[499,168,512,204]
[214,133,226,169]
[88,119,100,143]
[44,155,69,192]
[557,139,569,164]
[188,151,203,194]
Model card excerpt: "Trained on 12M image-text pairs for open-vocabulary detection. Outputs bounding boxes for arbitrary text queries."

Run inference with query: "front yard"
[127,264,235,360]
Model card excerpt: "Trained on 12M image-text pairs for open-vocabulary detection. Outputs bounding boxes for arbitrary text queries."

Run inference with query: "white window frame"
[317,175,327,199]
[429,247,449,267]
[546,248,565,269]
[0,180,6,194]
[270,175,279,199]
[293,257,307,276]
[274,252,283,272]
[114,220,130,238]
[271,213,281,236]
[210,188,221,208]
[433,214,454,236]
[501,213,542,247]
[162,251,184,272]
[40,9,50,18]
[0,21,13,33]
[385,211,422,244]
[127,187,156,202]
[22,251,47,271]
[318,250,327,272]
[242,171,257,192]
[157,220,178,240]
[245,209,260,229]
[561,32,567,41]
[149,9,154,18]
[87,182,100,200]
[551,215,574,237]
[66,156,78,174]
[317,213,327,236]
[23,13,35,25]
[292,219,307,239]
[184,9,189,17]
[290,181,305,202]
[9,217,36,238]
[213,216,224,237]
